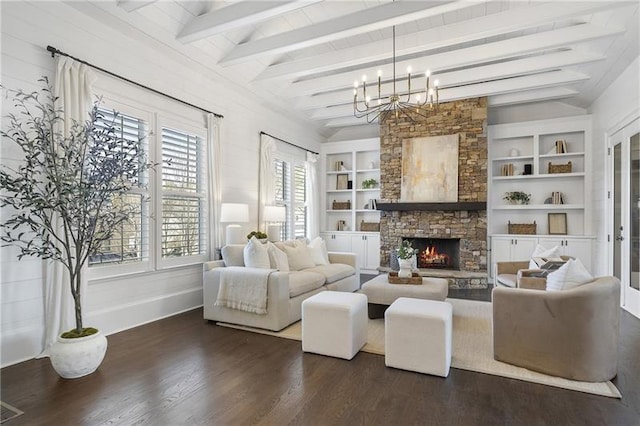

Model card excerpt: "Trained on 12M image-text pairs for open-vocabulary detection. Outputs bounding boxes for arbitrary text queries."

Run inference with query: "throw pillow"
[266,242,290,272]
[307,236,330,266]
[243,236,271,269]
[546,258,593,291]
[529,244,561,269]
[281,239,316,271]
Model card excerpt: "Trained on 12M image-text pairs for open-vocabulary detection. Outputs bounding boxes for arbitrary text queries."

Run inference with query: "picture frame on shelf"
[336,173,349,190]
[548,213,568,235]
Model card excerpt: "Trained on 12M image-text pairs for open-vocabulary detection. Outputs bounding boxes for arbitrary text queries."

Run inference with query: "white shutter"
[89,107,147,265]
[161,127,207,258]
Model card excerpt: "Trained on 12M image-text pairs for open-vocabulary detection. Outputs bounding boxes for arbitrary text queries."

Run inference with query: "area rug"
[218,298,621,399]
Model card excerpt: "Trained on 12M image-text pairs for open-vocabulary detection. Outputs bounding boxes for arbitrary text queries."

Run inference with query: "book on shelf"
[552,191,565,204]
[500,163,514,176]
[555,140,568,154]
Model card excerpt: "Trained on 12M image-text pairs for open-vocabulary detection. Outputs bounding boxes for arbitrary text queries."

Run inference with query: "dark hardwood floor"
[2,280,639,425]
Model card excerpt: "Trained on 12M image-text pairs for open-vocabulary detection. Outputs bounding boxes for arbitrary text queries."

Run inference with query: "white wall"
[0,1,323,367]
[588,56,640,276]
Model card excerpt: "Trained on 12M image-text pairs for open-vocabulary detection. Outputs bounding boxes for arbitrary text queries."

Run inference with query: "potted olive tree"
[0,80,151,378]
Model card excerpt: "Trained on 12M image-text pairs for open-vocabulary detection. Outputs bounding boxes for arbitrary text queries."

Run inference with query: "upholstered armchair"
[492,276,621,382]
[495,256,573,288]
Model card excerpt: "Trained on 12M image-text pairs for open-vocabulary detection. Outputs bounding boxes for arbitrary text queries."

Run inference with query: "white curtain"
[39,56,96,357]
[258,134,276,228]
[305,152,319,238]
[207,114,223,257]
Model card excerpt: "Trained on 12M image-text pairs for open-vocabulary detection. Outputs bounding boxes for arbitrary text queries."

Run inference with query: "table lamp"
[263,205,286,242]
[220,203,249,245]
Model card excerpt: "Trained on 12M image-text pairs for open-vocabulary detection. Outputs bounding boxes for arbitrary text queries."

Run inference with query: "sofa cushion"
[221,245,245,267]
[266,242,289,272]
[307,236,329,265]
[529,244,561,269]
[305,263,355,285]
[244,236,271,269]
[546,258,593,291]
[280,240,316,271]
[288,271,326,297]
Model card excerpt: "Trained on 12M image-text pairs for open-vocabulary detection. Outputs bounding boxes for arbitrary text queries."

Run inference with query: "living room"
[1,1,639,424]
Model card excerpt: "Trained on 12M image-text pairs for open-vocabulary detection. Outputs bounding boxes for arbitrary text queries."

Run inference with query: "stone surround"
[379,97,488,288]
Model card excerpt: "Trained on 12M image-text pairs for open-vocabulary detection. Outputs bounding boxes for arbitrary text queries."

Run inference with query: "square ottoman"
[302,291,368,360]
[385,297,453,377]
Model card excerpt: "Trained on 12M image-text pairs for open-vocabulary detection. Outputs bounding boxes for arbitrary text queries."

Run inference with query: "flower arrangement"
[397,240,418,260]
[503,191,531,205]
[362,178,378,189]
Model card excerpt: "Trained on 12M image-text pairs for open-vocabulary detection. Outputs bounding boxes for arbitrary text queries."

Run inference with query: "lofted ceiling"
[71,1,639,138]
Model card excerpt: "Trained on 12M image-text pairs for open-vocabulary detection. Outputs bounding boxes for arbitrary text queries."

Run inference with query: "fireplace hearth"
[402,237,460,270]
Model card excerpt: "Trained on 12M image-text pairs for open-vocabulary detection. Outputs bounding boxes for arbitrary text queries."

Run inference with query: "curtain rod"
[260,131,318,155]
[46,45,224,119]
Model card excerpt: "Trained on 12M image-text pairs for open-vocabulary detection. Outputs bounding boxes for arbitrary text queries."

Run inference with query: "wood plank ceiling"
[77,1,639,137]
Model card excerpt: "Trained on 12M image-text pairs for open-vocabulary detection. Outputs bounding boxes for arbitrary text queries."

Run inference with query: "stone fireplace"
[378,97,488,288]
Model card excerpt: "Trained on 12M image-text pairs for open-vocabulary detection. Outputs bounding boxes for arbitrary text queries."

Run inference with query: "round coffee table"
[360,274,449,318]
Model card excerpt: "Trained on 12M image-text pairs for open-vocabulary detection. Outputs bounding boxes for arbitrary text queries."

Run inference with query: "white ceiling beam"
[487,88,580,107]
[294,50,603,110]
[285,23,623,97]
[255,1,624,81]
[313,70,590,121]
[116,0,157,13]
[219,1,476,66]
[177,1,323,44]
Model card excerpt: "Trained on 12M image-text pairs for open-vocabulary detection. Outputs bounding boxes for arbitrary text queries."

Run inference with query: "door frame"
[606,109,640,317]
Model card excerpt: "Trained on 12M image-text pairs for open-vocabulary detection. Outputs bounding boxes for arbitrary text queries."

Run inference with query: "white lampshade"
[220,203,249,223]
[263,205,286,222]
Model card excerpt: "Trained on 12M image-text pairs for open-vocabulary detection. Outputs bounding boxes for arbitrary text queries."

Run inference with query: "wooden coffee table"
[360,274,449,319]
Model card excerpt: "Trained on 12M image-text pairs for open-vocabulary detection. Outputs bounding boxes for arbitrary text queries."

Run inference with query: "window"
[274,157,307,240]
[89,107,148,266]
[88,101,209,277]
[161,127,207,259]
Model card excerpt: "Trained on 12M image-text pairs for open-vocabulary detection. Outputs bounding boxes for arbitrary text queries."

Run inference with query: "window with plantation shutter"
[161,127,207,259]
[273,156,307,240]
[87,98,210,279]
[293,164,307,238]
[89,107,148,266]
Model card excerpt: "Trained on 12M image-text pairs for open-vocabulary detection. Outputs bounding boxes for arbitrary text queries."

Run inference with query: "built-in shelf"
[326,170,352,175]
[539,152,585,159]
[327,189,352,193]
[356,188,380,192]
[493,204,584,210]
[493,172,585,180]
[377,202,487,212]
[355,209,381,213]
[492,155,534,162]
[356,168,380,173]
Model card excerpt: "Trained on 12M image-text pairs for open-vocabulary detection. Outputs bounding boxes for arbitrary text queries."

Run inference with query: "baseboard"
[1,325,45,368]
[85,287,203,337]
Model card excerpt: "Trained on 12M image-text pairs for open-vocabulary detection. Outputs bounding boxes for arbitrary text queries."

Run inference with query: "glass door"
[611,117,640,318]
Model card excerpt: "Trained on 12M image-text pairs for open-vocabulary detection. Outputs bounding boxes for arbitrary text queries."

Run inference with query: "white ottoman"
[302,291,368,360]
[385,297,453,377]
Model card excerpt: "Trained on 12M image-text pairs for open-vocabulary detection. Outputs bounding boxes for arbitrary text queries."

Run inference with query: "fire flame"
[420,245,449,266]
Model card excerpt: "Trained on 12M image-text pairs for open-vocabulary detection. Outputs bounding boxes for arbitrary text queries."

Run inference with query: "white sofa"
[203,243,359,331]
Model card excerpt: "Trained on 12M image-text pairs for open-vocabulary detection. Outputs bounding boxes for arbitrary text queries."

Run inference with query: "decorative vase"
[398,258,413,278]
[50,330,108,379]
[390,250,400,271]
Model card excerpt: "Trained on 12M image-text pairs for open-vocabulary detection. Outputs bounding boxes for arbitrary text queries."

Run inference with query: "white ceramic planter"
[50,330,108,379]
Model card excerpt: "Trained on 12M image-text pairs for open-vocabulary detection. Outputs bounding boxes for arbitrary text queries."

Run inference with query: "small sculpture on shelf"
[503,191,531,205]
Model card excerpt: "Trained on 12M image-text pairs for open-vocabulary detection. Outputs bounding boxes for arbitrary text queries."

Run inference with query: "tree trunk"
[73,272,83,333]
